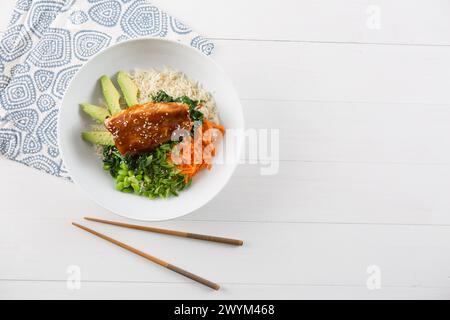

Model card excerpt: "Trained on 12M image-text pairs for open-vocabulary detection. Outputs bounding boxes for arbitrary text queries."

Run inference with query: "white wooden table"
[2,0,450,299]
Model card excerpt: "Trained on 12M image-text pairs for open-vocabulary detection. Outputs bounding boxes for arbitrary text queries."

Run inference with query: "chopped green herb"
[102,143,189,199]
[150,90,174,103]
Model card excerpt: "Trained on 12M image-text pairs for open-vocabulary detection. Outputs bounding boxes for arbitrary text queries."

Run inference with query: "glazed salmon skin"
[104,102,192,155]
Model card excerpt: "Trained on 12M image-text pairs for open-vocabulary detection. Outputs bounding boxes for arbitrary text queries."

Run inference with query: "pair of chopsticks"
[72,217,244,290]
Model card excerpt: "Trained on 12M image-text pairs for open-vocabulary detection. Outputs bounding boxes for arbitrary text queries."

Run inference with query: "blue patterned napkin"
[0,0,214,179]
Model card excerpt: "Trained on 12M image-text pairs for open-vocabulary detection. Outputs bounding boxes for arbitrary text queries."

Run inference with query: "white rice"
[130,67,219,123]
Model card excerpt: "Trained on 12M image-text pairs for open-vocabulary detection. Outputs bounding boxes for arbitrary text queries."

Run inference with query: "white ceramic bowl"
[58,38,244,221]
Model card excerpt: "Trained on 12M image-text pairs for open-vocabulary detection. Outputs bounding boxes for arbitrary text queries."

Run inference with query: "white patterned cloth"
[0,0,215,179]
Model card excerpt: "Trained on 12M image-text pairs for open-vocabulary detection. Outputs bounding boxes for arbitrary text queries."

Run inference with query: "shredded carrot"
[171,120,225,183]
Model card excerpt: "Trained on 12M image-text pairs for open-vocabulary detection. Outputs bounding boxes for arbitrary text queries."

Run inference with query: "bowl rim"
[57,37,245,221]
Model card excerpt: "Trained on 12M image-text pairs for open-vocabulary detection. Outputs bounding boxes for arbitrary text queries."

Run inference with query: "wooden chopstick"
[72,222,220,290]
[84,216,244,246]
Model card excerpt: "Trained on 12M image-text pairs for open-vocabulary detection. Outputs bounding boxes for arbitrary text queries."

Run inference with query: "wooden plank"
[1,159,450,225]
[2,4,449,105]
[3,0,450,46]
[153,0,450,46]
[242,100,450,164]
[1,280,449,299]
[2,216,450,289]
[191,161,450,224]
[2,4,450,105]
[213,40,450,104]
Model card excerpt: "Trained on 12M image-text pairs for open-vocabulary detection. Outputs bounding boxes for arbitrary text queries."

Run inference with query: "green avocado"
[117,71,139,107]
[100,75,122,115]
[80,103,110,123]
[81,131,115,146]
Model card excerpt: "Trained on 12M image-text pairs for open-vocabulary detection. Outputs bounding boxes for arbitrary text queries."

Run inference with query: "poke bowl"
[58,38,244,221]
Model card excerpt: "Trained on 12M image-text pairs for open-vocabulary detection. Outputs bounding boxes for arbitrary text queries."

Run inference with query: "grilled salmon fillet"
[104,102,192,155]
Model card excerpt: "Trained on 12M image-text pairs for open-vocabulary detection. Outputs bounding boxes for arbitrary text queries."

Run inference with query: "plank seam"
[211,37,450,48]
[0,279,447,289]
[178,218,450,228]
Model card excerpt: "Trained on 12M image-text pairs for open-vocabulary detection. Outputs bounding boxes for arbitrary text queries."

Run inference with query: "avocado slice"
[82,131,115,146]
[80,103,110,123]
[117,71,139,107]
[100,75,122,115]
